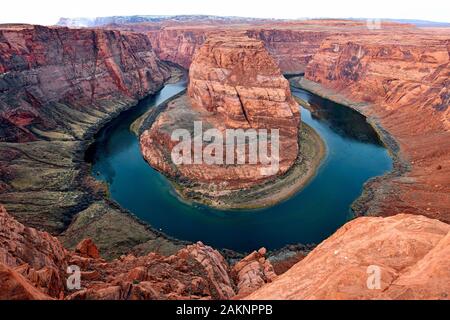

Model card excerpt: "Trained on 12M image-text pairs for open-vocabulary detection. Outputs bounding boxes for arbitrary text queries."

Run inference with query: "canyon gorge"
[107,18,450,223]
[0,17,449,300]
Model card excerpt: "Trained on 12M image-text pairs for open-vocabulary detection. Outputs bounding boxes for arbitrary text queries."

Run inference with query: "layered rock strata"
[231,247,277,298]
[140,35,300,200]
[0,25,170,143]
[301,31,450,223]
[0,24,182,257]
[0,206,274,300]
[124,20,410,73]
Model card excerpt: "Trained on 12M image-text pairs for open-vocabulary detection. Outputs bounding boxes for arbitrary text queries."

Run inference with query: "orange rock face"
[0,263,52,300]
[187,35,300,130]
[247,214,450,300]
[140,35,300,193]
[0,206,68,297]
[302,29,450,223]
[231,247,277,298]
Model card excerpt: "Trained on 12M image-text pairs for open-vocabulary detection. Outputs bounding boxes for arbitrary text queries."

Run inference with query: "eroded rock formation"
[140,35,300,196]
[0,205,68,297]
[0,24,170,143]
[0,205,275,300]
[0,24,182,258]
[248,214,450,300]
[231,247,277,298]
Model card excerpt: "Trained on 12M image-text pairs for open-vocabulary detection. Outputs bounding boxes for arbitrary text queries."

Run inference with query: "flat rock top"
[189,34,283,83]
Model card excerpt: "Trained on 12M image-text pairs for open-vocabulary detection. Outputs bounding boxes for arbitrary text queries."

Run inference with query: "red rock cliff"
[0,24,170,142]
[303,30,450,223]
[0,25,175,241]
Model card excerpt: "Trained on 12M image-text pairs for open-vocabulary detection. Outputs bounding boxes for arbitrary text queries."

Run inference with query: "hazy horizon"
[1,0,450,25]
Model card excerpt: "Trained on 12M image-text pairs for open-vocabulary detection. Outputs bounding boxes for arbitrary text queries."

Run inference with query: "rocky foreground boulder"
[248,214,450,300]
[1,205,448,300]
[0,205,275,300]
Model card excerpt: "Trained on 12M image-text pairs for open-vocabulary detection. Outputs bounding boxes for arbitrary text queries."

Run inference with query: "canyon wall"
[245,28,329,73]
[302,30,450,223]
[109,21,374,72]
[145,27,208,69]
[0,25,183,258]
[120,21,412,74]
[147,27,329,73]
[145,26,330,73]
[2,204,449,300]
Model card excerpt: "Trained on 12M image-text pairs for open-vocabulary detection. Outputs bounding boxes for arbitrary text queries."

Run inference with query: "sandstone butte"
[140,35,300,193]
[1,205,449,300]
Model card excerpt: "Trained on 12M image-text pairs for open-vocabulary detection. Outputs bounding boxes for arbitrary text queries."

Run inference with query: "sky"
[1,0,449,25]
